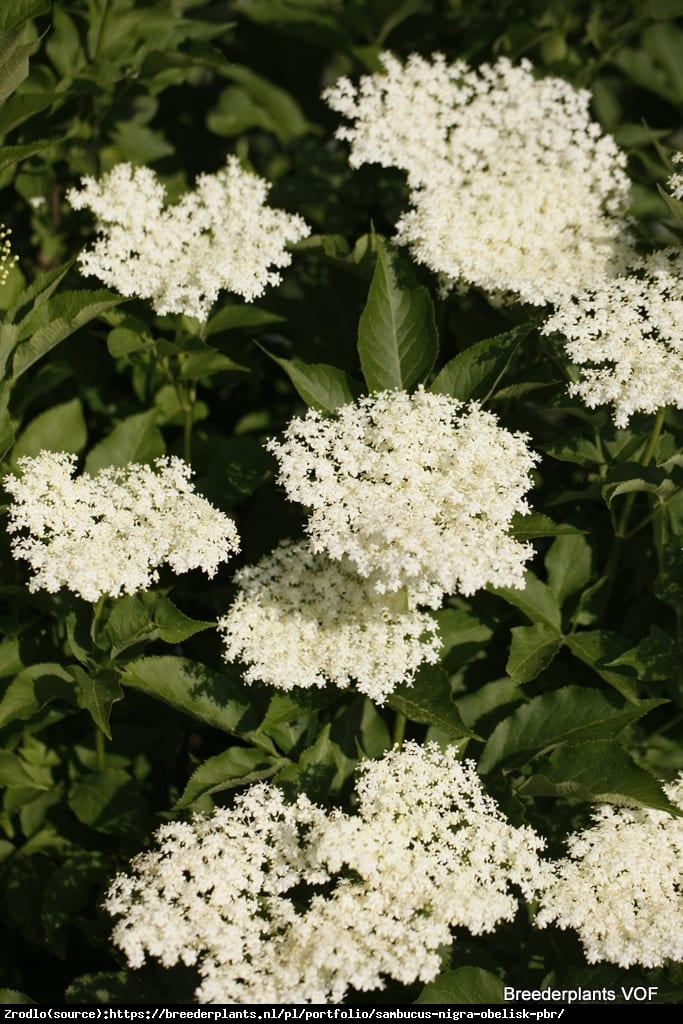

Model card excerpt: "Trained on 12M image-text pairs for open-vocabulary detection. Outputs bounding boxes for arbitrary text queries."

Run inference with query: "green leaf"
[429,321,533,402]
[602,460,672,506]
[206,301,283,335]
[507,623,563,683]
[11,397,87,463]
[0,750,50,789]
[84,410,165,473]
[176,746,288,808]
[102,593,214,658]
[11,290,124,381]
[6,259,74,324]
[71,667,123,740]
[0,140,52,174]
[509,511,584,540]
[357,236,438,392]
[262,348,363,412]
[0,0,50,32]
[67,768,147,835]
[387,664,476,739]
[479,687,666,774]
[415,966,505,1005]
[491,571,563,631]
[0,92,53,137]
[0,21,37,106]
[179,349,248,380]
[566,631,639,701]
[0,990,34,1005]
[42,852,107,956]
[121,656,267,738]
[208,65,312,143]
[520,740,681,814]
[0,663,75,730]
[545,534,593,605]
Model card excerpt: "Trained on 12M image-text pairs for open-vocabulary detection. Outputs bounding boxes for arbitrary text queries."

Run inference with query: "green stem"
[603,408,668,604]
[181,382,196,463]
[392,712,406,749]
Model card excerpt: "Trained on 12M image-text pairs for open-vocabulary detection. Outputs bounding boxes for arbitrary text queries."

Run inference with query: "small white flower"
[0,224,16,286]
[218,539,441,702]
[67,158,310,320]
[4,451,240,601]
[666,151,683,201]
[267,388,539,607]
[542,247,683,426]
[105,742,546,1003]
[536,775,683,968]
[325,53,633,306]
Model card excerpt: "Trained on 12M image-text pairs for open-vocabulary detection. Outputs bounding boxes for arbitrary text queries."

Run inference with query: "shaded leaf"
[387,664,476,738]
[261,348,363,412]
[71,667,123,740]
[11,397,87,463]
[358,236,438,392]
[429,321,533,401]
[84,410,165,472]
[175,746,288,808]
[480,687,666,774]
[520,740,681,814]
[507,623,563,683]
[0,664,75,730]
[491,571,563,631]
[415,966,505,1005]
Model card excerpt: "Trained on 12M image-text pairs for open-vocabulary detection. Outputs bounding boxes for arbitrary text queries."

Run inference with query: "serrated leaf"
[11,397,87,463]
[507,623,563,683]
[545,533,593,604]
[519,740,681,814]
[262,348,363,412]
[68,768,147,834]
[491,571,563,631]
[84,410,165,472]
[357,236,438,392]
[479,686,666,774]
[100,592,213,658]
[387,664,475,738]
[11,290,124,380]
[0,663,75,730]
[71,667,123,740]
[415,966,505,1005]
[429,320,533,401]
[121,655,268,739]
[175,746,288,808]
[566,631,639,701]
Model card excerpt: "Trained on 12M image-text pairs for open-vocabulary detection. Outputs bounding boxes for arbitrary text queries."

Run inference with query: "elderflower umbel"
[67,158,310,320]
[105,742,546,1003]
[0,225,16,287]
[542,247,683,427]
[4,451,239,601]
[217,539,440,702]
[267,388,539,607]
[325,53,632,306]
[535,776,683,968]
[666,152,683,200]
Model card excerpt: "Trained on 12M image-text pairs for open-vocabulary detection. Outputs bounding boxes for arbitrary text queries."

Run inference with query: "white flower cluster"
[105,742,546,1004]
[541,248,683,427]
[267,389,539,607]
[666,151,683,200]
[4,451,240,601]
[67,158,310,320]
[217,539,441,703]
[325,53,632,306]
[536,775,683,968]
[0,225,16,287]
